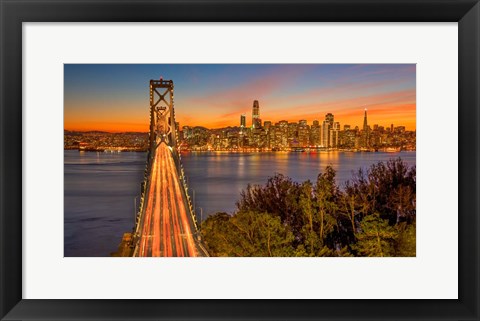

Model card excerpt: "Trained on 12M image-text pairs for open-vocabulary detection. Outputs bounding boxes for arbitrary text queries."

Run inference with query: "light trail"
[165,149,185,256]
[152,146,162,257]
[134,142,202,257]
[166,144,197,256]
[139,149,158,256]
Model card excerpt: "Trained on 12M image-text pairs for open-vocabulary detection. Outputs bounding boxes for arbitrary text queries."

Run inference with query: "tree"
[200,212,237,256]
[345,158,416,225]
[201,211,295,257]
[314,166,339,247]
[352,213,398,257]
[202,159,416,257]
[236,174,304,241]
[299,180,319,255]
[394,221,416,256]
[339,192,359,237]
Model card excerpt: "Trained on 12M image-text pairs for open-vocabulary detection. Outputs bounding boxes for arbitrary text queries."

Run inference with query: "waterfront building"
[287,122,298,147]
[278,120,288,148]
[311,120,321,146]
[321,120,329,147]
[329,121,340,148]
[321,113,335,147]
[298,120,309,147]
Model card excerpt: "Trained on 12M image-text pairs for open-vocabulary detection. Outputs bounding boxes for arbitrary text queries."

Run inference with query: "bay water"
[64,150,416,256]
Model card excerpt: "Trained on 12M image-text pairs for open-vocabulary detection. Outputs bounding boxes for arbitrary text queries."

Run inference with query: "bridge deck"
[135,142,201,257]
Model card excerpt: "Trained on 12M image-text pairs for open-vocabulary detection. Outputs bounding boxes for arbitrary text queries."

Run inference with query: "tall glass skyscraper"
[252,100,261,128]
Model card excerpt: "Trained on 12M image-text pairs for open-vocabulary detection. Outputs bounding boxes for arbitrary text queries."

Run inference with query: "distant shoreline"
[64,148,416,153]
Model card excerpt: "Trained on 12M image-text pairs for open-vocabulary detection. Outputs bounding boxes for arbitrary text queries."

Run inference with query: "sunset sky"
[64,64,416,132]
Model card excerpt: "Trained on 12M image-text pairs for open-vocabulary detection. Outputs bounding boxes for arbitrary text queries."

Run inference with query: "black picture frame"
[1,0,479,320]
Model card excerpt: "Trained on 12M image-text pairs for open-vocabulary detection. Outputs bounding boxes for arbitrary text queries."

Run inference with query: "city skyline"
[64,64,416,132]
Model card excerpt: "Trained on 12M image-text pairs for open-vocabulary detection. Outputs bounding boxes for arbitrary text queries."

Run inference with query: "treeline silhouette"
[201,158,416,257]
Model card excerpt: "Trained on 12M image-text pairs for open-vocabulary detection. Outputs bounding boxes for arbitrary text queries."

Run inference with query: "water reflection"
[64,151,146,257]
[181,151,415,217]
[64,150,415,257]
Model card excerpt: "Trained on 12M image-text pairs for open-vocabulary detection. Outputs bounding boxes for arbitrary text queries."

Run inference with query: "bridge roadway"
[135,142,200,257]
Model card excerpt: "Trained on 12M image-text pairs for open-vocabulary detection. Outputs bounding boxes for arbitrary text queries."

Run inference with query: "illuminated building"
[263,121,272,131]
[252,100,261,129]
[322,113,334,147]
[297,120,309,147]
[363,109,368,132]
[311,120,321,146]
[330,121,340,148]
[362,108,370,147]
[240,114,246,128]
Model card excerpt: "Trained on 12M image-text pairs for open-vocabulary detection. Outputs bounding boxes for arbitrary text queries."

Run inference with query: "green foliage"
[314,166,339,244]
[236,174,304,242]
[345,158,416,225]
[394,221,416,257]
[200,212,234,256]
[202,158,416,257]
[299,181,319,255]
[352,213,398,257]
[201,211,295,257]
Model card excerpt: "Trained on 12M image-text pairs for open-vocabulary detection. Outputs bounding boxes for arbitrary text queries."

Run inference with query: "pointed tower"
[363,108,368,132]
[362,108,369,148]
[252,100,260,129]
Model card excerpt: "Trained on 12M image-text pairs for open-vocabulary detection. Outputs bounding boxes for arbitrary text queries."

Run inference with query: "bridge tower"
[115,78,209,257]
[149,78,176,152]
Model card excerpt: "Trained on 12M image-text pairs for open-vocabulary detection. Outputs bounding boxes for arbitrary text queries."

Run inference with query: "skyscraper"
[311,120,321,146]
[325,113,334,127]
[240,114,246,128]
[329,121,340,148]
[298,120,309,147]
[363,108,368,132]
[322,113,334,147]
[252,100,261,129]
[362,108,369,147]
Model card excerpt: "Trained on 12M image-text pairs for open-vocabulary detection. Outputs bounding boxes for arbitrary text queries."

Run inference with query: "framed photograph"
[63,63,417,259]
[1,0,479,320]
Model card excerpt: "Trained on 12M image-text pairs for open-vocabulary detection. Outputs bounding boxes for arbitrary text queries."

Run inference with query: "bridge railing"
[132,129,154,244]
[131,80,208,256]
[172,148,200,233]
